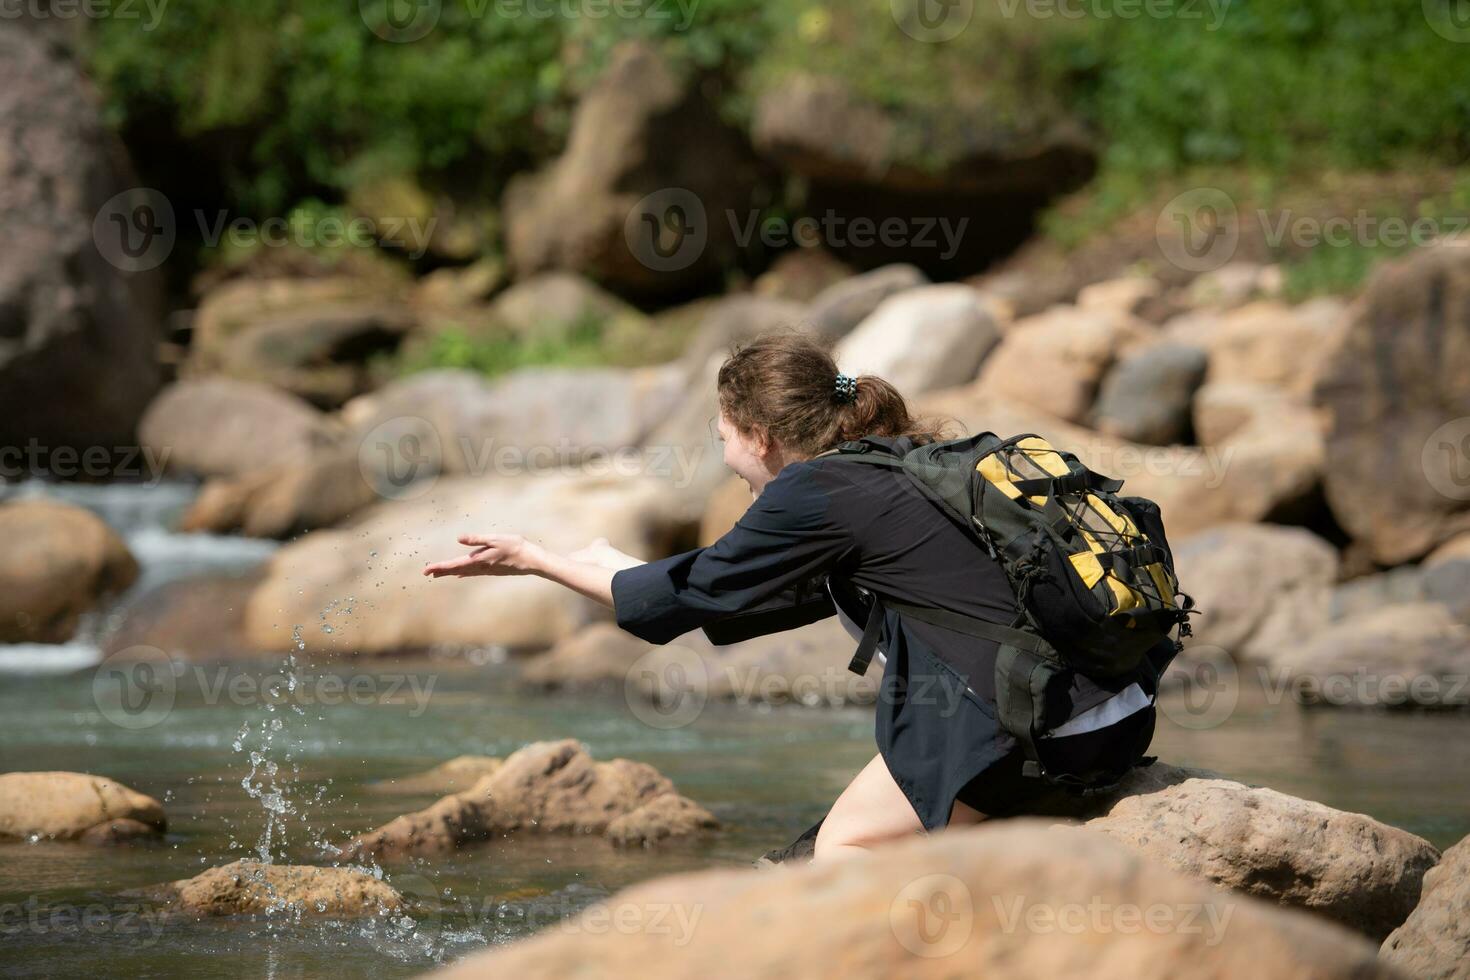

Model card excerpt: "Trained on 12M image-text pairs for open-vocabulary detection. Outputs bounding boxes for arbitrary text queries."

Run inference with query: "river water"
[2,483,1468,978]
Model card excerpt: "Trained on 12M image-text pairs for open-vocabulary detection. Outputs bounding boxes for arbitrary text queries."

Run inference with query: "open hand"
[422,533,543,579]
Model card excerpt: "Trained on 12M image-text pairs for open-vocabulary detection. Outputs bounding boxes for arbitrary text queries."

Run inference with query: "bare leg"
[813,753,923,863]
[812,754,994,864]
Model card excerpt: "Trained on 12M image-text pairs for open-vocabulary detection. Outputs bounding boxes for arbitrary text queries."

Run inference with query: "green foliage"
[84,0,1470,285]
[86,0,764,216]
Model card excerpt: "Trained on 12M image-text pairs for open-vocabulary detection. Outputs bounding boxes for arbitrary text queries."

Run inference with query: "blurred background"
[2,1,1470,976]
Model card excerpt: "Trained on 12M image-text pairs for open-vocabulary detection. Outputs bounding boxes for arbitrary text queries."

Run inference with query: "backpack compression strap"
[846,596,1051,676]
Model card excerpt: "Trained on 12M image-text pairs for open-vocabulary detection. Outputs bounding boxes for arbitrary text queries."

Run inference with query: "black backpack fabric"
[822,431,1198,792]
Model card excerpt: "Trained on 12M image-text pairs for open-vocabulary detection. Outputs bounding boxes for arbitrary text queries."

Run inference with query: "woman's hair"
[716,332,954,458]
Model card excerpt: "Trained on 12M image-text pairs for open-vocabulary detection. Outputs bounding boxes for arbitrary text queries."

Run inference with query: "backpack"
[822,431,1198,791]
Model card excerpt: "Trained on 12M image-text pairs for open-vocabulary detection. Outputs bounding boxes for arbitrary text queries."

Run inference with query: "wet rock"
[504,42,764,297]
[1092,342,1208,445]
[1380,833,1470,979]
[139,378,336,479]
[139,860,402,917]
[0,772,165,842]
[975,305,1155,424]
[101,571,262,660]
[1314,245,1470,564]
[1083,775,1441,941]
[0,16,166,458]
[0,501,139,643]
[804,264,928,342]
[244,472,681,655]
[1171,523,1338,664]
[80,819,162,846]
[341,740,715,859]
[369,756,504,796]
[1278,603,1470,710]
[833,285,1002,395]
[426,820,1398,980]
[606,794,719,847]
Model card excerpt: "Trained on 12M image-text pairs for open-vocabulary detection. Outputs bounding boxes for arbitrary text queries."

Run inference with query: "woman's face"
[717,412,784,493]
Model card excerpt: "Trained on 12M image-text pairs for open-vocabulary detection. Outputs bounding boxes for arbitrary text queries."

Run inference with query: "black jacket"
[611,437,1159,829]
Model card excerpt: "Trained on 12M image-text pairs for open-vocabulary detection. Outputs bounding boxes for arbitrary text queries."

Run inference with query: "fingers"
[422,553,487,577]
[458,533,492,546]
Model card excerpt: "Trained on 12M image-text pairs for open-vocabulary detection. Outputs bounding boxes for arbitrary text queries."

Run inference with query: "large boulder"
[521,618,877,709]
[833,284,1002,396]
[244,472,682,655]
[487,272,640,337]
[0,19,165,458]
[504,41,765,297]
[750,73,1094,275]
[188,274,417,409]
[139,378,336,479]
[752,247,855,303]
[1314,245,1470,564]
[804,264,927,342]
[101,571,261,660]
[1277,603,1470,710]
[1083,775,1441,941]
[179,446,381,539]
[1092,342,1209,445]
[341,740,716,859]
[344,363,686,484]
[1170,523,1339,664]
[1381,833,1470,979]
[425,820,1399,980]
[135,861,402,917]
[0,771,165,842]
[975,306,1155,424]
[0,500,139,643]
[1164,298,1349,398]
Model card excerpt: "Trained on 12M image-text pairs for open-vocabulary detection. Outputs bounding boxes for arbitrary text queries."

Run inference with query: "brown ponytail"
[716,331,954,459]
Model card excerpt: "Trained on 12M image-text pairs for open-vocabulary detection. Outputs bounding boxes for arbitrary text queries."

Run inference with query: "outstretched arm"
[422,533,622,608]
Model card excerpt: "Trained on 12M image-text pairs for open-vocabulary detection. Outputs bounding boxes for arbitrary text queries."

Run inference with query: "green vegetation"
[86,0,1470,288]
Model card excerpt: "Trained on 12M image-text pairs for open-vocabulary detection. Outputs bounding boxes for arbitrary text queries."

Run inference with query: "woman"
[423,332,1169,863]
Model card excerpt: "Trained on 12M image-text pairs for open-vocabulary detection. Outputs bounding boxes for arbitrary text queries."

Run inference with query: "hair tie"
[833,372,858,404]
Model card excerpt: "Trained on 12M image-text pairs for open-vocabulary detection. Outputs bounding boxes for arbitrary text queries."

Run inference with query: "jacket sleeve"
[611,466,852,645]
